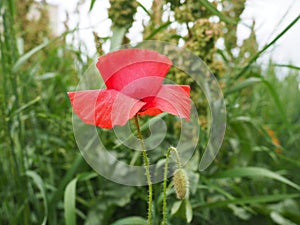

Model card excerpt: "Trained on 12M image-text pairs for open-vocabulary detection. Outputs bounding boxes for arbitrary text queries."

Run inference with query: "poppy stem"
[162,146,181,225]
[134,115,153,225]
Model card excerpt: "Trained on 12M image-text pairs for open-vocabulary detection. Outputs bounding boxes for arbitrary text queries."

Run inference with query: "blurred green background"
[1,0,300,224]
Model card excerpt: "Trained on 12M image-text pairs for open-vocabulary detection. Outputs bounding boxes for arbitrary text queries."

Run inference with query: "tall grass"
[0,1,88,224]
[1,1,30,224]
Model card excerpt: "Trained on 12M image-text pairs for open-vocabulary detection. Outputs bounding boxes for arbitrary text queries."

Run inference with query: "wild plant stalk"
[162,147,182,225]
[1,0,19,176]
[134,115,153,225]
[0,1,31,224]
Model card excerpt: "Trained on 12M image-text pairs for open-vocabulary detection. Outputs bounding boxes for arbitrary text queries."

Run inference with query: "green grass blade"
[261,79,289,126]
[10,96,40,117]
[234,15,300,79]
[275,64,300,70]
[12,41,49,73]
[225,77,261,95]
[278,154,300,168]
[271,211,298,225]
[193,193,300,208]
[138,2,151,17]
[64,178,77,225]
[35,72,57,81]
[26,171,48,225]
[11,29,77,74]
[7,0,16,17]
[49,154,83,223]
[185,199,193,223]
[110,216,148,225]
[198,0,238,24]
[89,0,96,12]
[213,167,300,191]
[63,172,97,225]
[144,22,172,40]
[77,172,98,181]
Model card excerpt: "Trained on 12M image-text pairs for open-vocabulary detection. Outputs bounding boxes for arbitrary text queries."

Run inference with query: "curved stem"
[162,147,182,225]
[134,115,152,225]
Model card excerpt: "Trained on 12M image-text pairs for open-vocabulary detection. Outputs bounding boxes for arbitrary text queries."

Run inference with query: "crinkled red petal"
[138,85,190,120]
[114,76,165,100]
[96,49,172,98]
[68,90,145,129]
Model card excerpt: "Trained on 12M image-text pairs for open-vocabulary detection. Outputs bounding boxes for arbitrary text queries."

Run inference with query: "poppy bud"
[173,168,189,199]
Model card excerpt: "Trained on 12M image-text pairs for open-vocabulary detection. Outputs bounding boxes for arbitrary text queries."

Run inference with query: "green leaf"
[185,199,193,223]
[138,2,151,17]
[7,0,16,17]
[225,77,261,95]
[64,178,77,225]
[171,201,182,215]
[144,22,172,40]
[26,171,48,225]
[261,79,289,126]
[110,26,127,51]
[227,204,251,220]
[89,0,96,12]
[198,0,238,24]
[49,154,83,212]
[84,183,135,225]
[278,154,300,168]
[35,72,57,81]
[270,211,298,225]
[193,194,300,208]
[63,172,97,225]
[110,216,148,225]
[12,41,49,73]
[213,167,300,191]
[10,96,41,117]
[77,172,98,181]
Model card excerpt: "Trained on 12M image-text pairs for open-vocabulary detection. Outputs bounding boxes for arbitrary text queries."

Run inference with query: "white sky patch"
[127,1,152,45]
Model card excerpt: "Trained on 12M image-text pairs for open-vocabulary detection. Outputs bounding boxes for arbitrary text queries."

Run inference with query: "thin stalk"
[134,115,153,225]
[162,147,182,225]
[162,149,170,225]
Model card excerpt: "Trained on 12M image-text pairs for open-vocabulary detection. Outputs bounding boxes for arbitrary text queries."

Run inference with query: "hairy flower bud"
[173,168,189,199]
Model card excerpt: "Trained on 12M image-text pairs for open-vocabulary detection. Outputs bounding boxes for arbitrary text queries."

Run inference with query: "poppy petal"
[116,76,165,100]
[96,49,172,97]
[138,85,190,120]
[68,90,146,129]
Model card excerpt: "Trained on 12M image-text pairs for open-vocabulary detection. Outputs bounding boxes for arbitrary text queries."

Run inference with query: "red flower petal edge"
[138,85,190,120]
[97,49,172,94]
[68,90,146,129]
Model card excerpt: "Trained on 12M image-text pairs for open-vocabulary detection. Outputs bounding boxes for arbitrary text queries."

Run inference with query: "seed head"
[173,168,189,199]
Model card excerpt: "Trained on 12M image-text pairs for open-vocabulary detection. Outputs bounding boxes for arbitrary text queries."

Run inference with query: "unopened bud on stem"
[173,168,189,199]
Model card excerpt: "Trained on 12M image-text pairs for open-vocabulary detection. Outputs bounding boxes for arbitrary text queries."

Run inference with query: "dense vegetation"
[1,0,300,224]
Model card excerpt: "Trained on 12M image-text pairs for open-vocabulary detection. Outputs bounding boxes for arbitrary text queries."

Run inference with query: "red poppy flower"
[68,49,190,129]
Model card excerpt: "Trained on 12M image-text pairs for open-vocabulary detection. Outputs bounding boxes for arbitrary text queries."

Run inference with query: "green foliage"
[108,0,138,28]
[1,0,300,225]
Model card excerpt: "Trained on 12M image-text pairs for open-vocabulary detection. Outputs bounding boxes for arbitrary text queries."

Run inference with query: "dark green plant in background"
[1,0,300,224]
